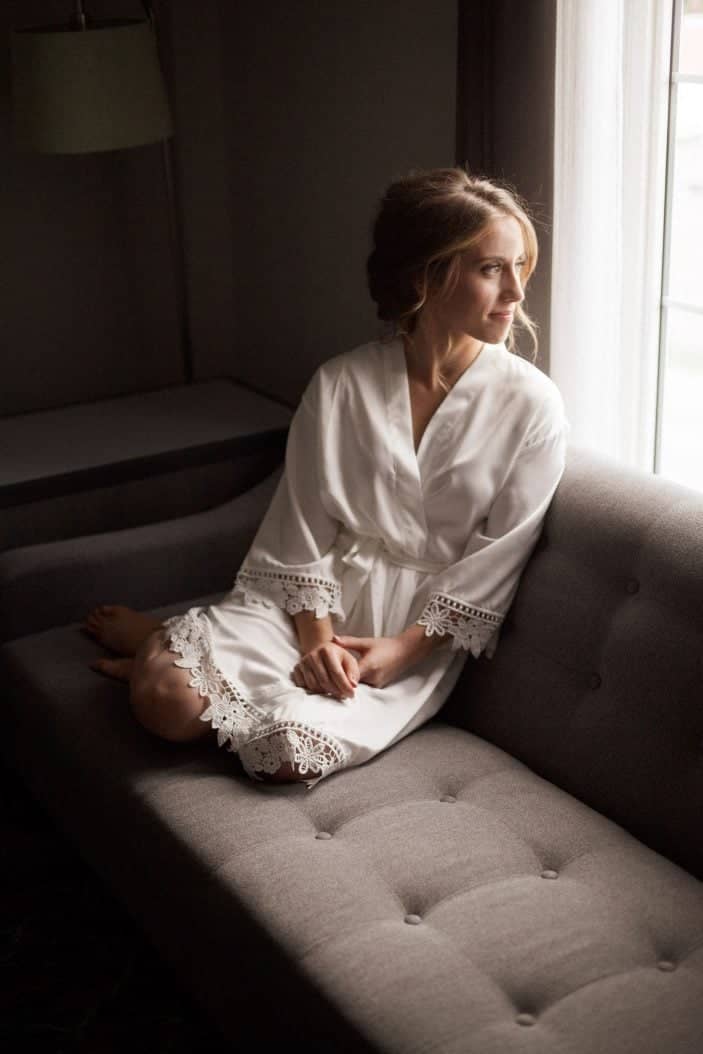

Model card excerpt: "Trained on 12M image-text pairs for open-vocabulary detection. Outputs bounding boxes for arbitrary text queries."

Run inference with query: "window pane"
[666,82,703,306]
[680,2,703,75]
[659,308,703,491]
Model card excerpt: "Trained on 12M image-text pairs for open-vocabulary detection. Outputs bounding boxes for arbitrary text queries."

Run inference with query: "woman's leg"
[90,620,213,744]
[82,604,163,656]
[85,604,327,778]
[128,628,214,743]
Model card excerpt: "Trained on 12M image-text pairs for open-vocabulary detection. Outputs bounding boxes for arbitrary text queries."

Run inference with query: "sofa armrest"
[0,468,281,643]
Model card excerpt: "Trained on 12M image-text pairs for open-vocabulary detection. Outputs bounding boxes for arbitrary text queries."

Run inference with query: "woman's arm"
[291,615,448,698]
[293,609,334,652]
[291,611,359,700]
[332,623,448,690]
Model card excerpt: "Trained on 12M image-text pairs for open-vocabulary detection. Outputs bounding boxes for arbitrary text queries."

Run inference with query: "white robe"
[162,337,571,788]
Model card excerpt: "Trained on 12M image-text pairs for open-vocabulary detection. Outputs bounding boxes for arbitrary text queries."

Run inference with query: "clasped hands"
[291,634,409,701]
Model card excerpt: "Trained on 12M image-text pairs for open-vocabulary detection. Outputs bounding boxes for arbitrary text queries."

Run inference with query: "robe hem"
[161,609,268,752]
[161,609,350,788]
[234,566,344,620]
[417,592,503,659]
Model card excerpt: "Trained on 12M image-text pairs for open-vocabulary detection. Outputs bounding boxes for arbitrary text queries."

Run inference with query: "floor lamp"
[10,0,194,385]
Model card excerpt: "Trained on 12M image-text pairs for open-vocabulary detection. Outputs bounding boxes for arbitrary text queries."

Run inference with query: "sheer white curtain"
[550,0,673,470]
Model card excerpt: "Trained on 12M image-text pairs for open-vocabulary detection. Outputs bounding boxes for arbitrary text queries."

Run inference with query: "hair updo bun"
[365,166,540,359]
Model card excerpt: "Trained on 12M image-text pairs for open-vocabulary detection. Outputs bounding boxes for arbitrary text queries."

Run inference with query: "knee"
[129,668,208,744]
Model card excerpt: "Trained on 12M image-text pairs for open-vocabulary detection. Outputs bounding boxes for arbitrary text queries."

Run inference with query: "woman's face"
[423,216,527,344]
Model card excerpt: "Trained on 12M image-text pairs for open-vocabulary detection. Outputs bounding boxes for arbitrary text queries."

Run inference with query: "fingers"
[292,644,358,701]
[332,634,369,651]
[292,654,335,698]
[339,650,360,687]
[320,649,356,700]
[299,659,323,694]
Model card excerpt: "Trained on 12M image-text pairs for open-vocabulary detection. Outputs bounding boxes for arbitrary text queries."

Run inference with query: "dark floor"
[0,763,231,1054]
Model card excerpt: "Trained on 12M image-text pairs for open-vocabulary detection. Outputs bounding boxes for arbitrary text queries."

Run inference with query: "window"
[656,0,703,490]
[552,0,672,475]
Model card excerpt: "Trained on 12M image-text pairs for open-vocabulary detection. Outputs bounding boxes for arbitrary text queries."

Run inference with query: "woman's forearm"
[292,610,335,654]
[397,622,448,667]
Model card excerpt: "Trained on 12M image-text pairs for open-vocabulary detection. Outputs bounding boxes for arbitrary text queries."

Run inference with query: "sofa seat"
[3,596,703,1054]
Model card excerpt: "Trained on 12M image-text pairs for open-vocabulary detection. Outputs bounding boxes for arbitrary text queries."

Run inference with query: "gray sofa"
[1,445,702,1053]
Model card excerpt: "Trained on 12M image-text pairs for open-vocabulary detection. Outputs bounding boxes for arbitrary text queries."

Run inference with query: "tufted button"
[589,673,602,689]
[404,914,422,925]
[516,1013,536,1026]
[440,794,457,803]
[657,960,676,972]
[315,831,333,840]
[541,869,559,880]
[626,578,640,594]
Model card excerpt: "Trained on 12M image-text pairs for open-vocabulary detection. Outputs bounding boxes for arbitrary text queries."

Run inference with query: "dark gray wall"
[2,0,182,417]
[1,0,458,417]
[2,1,557,418]
[171,0,458,406]
[458,0,557,374]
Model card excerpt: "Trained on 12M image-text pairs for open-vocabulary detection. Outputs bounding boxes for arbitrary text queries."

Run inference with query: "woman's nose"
[503,270,524,303]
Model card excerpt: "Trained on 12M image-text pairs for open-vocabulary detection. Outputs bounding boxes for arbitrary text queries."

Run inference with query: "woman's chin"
[474,319,509,342]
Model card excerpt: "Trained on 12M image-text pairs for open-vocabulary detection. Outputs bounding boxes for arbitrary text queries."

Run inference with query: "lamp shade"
[10,18,173,153]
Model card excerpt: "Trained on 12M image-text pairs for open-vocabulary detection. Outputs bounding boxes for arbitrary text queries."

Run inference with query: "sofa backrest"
[442,444,703,880]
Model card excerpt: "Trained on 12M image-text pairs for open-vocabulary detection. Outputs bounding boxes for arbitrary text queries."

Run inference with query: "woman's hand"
[291,641,360,701]
[332,625,446,690]
[330,634,410,689]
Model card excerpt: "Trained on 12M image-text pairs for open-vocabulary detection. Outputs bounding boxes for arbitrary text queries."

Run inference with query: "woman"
[84,166,570,789]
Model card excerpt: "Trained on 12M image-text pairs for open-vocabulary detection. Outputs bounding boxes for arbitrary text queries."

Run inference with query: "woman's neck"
[402,326,485,391]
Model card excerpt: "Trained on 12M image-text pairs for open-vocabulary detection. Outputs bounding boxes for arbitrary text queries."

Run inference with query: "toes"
[89,657,132,682]
[86,604,117,620]
[84,605,123,630]
[90,657,114,672]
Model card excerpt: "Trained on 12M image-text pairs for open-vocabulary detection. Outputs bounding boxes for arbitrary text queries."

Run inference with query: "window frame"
[654,0,702,474]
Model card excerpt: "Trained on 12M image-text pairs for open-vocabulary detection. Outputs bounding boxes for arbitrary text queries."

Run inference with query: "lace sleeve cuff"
[416,593,504,659]
[234,566,344,620]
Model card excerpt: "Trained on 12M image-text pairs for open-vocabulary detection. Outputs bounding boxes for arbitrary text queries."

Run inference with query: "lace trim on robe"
[238,720,350,790]
[416,592,504,659]
[161,609,267,752]
[233,566,344,620]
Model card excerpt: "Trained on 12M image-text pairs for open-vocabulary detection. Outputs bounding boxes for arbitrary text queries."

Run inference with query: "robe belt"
[336,528,449,628]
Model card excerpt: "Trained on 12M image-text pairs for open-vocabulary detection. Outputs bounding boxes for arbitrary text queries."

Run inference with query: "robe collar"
[382,337,501,549]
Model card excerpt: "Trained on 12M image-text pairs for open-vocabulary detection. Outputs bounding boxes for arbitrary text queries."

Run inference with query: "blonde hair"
[366,165,540,363]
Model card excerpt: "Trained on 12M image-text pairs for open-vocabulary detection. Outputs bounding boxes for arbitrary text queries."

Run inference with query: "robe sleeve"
[416,394,571,659]
[232,367,344,620]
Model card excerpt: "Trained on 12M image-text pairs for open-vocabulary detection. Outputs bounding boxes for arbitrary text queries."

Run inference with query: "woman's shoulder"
[303,340,387,404]
[490,341,553,386]
[492,343,565,409]
[487,343,569,444]
[315,339,386,381]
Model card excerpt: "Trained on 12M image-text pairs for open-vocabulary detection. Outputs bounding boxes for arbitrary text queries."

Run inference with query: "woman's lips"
[490,312,513,320]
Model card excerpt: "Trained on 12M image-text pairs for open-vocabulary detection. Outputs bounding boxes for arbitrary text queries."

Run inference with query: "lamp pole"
[11,0,193,385]
[74,1,87,30]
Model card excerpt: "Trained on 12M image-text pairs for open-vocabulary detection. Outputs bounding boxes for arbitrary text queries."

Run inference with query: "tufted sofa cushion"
[443,447,703,882]
[2,600,703,1053]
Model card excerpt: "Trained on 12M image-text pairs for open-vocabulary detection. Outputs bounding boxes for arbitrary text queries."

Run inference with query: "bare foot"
[82,605,163,657]
[89,656,134,682]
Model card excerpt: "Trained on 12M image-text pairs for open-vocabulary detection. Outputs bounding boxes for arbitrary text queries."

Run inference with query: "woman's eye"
[482,261,526,275]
